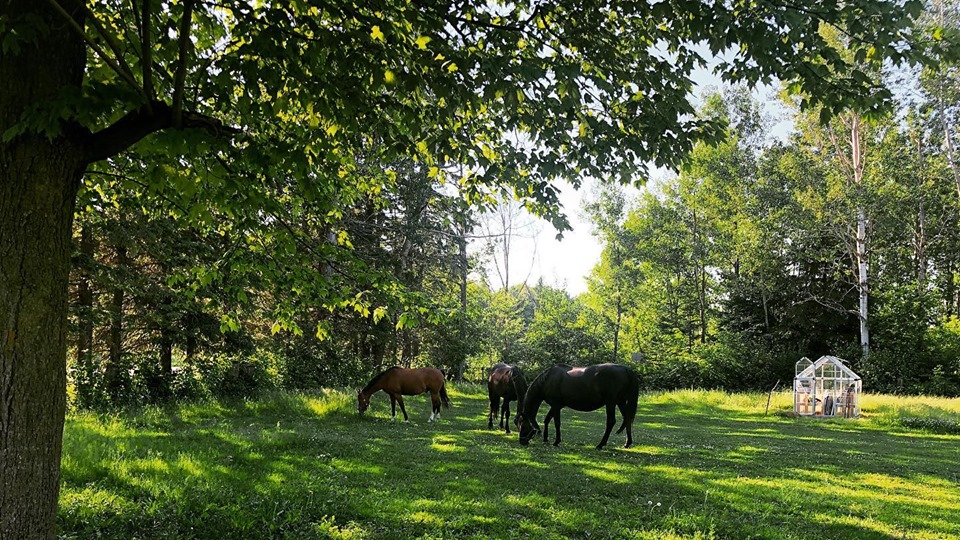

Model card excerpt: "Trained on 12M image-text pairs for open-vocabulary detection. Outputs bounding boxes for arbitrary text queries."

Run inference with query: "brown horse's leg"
[397,396,409,422]
[430,390,441,421]
[489,395,501,429]
[596,403,617,450]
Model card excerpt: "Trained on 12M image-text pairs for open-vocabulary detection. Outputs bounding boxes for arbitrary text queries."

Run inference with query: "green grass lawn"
[59,387,960,539]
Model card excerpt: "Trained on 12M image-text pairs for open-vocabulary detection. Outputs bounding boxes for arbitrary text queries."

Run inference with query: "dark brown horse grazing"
[517,363,639,449]
[487,363,528,433]
[357,367,450,422]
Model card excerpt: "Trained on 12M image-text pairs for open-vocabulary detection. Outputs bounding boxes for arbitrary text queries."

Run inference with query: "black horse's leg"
[489,396,500,429]
[542,408,554,442]
[390,395,397,421]
[397,397,409,422]
[596,403,617,449]
[617,402,634,448]
[503,400,511,434]
[551,407,562,446]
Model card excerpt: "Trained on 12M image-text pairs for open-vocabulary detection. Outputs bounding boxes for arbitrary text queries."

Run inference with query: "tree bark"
[851,118,870,358]
[0,2,87,538]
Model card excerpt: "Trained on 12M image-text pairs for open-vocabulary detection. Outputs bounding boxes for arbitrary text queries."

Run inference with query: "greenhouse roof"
[796,355,861,380]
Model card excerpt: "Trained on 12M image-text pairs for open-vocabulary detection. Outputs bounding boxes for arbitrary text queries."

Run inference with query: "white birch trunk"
[851,117,870,358]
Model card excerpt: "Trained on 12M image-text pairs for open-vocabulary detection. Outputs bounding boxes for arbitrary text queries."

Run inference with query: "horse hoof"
[553,441,561,447]
[596,444,606,450]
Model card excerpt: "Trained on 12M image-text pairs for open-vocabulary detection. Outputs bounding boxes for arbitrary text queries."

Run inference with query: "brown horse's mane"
[362,366,401,393]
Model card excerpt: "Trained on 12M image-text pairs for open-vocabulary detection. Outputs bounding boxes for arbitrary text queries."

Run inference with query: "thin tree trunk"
[186,322,198,362]
[612,294,622,363]
[76,222,95,372]
[856,208,870,357]
[916,198,927,288]
[0,1,86,538]
[943,117,960,203]
[761,287,771,332]
[946,261,957,318]
[699,265,708,344]
[457,226,468,380]
[160,329,173,375]
[847,115,870,358]
[107,239,127,396]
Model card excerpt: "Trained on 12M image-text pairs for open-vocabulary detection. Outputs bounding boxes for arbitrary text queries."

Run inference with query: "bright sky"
[472,66,793,296]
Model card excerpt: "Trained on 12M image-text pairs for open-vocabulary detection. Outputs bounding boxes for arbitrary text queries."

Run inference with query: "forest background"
[62,2,960,410]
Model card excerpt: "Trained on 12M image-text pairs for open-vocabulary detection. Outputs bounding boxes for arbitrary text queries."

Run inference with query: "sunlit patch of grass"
[430,435,465,453]
[59,386,960,539]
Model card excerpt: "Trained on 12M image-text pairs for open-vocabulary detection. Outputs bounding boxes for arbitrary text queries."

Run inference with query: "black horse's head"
[516,412,540,445]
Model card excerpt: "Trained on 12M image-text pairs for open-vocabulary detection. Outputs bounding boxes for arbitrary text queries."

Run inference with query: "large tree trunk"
[0,2,87,538]
[0,140,84,540]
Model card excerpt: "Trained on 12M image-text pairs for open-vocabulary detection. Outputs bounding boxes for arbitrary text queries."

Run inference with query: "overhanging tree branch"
[84,101,241,163]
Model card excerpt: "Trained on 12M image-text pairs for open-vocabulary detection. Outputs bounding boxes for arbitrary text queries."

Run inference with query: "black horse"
[517,363,639,449]
[487,363,528,433]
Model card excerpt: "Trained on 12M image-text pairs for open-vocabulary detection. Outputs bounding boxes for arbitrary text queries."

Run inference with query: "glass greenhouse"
[794,355,861,418]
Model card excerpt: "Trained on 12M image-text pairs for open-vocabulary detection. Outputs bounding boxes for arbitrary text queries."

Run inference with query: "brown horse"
[357,367,450,422]
[487,363,528,433]
[517,363,639,449]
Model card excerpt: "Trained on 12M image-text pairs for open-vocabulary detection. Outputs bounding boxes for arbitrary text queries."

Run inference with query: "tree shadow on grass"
[59,389,958,539]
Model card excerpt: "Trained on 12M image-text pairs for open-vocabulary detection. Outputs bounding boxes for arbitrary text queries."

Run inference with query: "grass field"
[59,386,960,539]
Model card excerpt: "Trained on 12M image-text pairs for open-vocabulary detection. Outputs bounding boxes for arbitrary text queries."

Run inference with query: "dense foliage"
[57,2,960,406]
[582,76,960,395]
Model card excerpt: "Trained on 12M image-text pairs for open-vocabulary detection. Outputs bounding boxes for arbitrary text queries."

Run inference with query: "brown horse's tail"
[440,381,451,409]
[616,370,640,434]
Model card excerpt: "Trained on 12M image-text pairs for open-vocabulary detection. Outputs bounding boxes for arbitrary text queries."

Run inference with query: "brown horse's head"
[517,412,540,445]
[357,389,370,414]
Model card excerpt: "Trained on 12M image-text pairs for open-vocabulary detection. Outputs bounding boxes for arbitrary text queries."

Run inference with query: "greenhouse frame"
[794,355,861,418]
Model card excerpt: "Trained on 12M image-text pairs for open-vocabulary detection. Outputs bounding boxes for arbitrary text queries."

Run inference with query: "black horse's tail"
[440,381,451,409]
[616,370,640,434]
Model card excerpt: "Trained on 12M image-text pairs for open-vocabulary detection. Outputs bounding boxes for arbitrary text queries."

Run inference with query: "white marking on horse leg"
[429,412,435,422]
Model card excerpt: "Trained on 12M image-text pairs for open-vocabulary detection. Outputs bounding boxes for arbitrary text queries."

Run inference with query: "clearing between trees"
[60,388,960,539]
